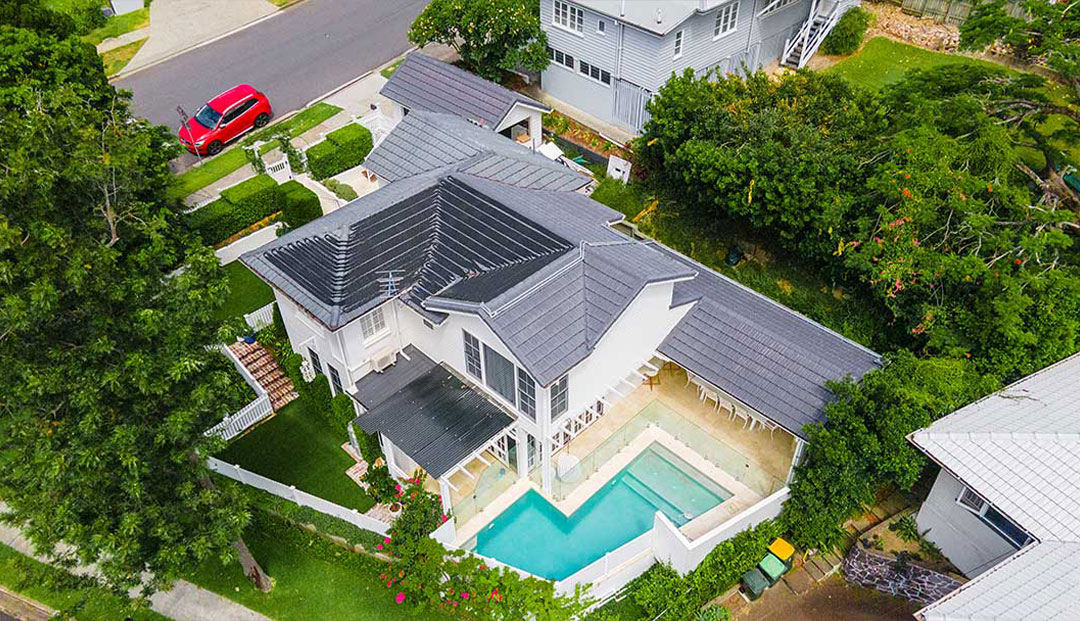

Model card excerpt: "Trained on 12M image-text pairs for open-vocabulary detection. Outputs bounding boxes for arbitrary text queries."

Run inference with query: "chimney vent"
[655,8,662,23]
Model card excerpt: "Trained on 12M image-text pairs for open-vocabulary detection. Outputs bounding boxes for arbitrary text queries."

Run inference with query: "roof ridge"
[915,430,1080,442]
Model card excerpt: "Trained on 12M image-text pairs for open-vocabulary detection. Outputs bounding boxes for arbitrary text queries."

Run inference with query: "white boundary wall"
[208,457,392,535]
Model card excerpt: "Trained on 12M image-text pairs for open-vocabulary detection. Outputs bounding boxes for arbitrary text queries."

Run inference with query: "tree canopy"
[408,0,549,81]
[0,3,253,601]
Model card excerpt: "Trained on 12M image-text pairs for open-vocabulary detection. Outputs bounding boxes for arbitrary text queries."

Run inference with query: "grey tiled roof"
[381,53,549,127]
[364,110,588,191]
[653,243,882,439]
[353,364,513,479]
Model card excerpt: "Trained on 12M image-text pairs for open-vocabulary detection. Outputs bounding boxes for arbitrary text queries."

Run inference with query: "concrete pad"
[783,568,816,595]
[124,0,278,74]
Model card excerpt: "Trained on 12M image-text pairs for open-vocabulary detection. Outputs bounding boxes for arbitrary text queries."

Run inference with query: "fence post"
[234,462,244,485]
[290,485,299,505]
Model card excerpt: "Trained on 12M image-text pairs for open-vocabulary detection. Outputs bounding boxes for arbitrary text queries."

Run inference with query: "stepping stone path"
[228,341,297,411]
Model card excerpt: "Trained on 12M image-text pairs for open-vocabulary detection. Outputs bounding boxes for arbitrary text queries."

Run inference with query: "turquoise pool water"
[474,443,731,580]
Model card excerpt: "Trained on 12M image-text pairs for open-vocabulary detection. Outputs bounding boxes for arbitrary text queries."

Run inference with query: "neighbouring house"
[241,157,879,596]
[379,52,550,149]
[908,352,1080,620]
[539,0,858,132]
[362,109,591,193]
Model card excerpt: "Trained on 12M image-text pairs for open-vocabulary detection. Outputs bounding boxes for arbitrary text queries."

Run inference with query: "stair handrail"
[799,0,857,68]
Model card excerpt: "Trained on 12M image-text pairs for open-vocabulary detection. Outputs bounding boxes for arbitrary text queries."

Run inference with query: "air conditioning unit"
[372,350,398,373]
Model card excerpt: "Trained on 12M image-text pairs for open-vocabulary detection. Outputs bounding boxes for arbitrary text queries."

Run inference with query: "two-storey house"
[540,0,857,132]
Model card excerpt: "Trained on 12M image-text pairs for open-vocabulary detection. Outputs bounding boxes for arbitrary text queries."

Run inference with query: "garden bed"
[543,111,632,162]
[856,511,958,576]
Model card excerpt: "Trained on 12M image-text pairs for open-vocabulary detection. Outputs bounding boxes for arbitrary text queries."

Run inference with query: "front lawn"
[0,544,167,621]
[83,7,150,45]
[827,37,998,91]
[189,511,452,621]
[101,37,146,76]
[217,399,375,512]
[214,261,275,321]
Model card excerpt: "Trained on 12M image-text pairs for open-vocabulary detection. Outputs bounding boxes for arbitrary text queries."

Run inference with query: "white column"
[785,437,805,484]
[515,427,529,481]
[541,435,553,494]
[438,477,453,514]
[381,434,400,479]
[528,112,542,150]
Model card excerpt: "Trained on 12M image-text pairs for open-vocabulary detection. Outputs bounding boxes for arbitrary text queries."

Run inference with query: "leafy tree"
[960,0,1080,100]
[782,353,997,550]
[0,12,269,600]
[0,0,77,38]
[408,0,549,82]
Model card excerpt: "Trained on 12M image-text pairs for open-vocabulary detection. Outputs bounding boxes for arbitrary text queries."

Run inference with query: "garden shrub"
[323,178,359,201]
[306,123,374,180]
[355,426,384,464]
[300,373,334,417]
[279,179,322,232]
[184,174,282,245]
[629,520,781,620]
[329,392,355,433]
[821,7,871,56]
[362,464,397,504]
[240,480,385,552]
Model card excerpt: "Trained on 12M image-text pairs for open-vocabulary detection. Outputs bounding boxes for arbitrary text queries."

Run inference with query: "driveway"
[115,0,427,167]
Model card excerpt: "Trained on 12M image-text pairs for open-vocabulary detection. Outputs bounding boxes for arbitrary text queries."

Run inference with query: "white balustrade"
[243,302,276,332]
[205,394,273,441]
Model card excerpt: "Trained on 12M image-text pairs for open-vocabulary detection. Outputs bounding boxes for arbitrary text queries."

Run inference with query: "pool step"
[622,473,686,523]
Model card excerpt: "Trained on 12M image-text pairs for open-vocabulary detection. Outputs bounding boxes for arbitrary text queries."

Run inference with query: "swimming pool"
[474,443,731,580]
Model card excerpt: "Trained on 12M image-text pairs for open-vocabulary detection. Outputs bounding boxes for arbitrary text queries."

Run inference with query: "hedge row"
[186,175,322,245]
[629,520,783,620]
[307,122,374,180]
[185,174,280,245]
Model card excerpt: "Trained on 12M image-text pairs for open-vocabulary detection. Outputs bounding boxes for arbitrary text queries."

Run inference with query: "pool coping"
[453,425,764,547]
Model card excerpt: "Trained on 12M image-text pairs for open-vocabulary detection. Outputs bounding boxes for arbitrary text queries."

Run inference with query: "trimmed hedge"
[821,7,872,56]
[307,123,374,180]
[185,174,282,245]
[279,179,322,232]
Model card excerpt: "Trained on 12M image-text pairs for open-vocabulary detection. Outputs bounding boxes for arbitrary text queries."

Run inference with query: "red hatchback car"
[178,84,272,155]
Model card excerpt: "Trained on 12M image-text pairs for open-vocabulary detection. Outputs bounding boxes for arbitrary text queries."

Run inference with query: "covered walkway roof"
[353,364,513,479]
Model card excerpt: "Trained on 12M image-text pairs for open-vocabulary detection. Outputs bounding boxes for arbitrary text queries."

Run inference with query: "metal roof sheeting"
[352,365,513,479]
[918,541,1080,621]
[364,110,588,191]
[351,345,436,410]
[911,352,1080,621]
[381,53,549,127]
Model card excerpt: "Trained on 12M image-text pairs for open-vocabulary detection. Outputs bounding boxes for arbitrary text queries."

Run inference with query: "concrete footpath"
[0,520,269,621]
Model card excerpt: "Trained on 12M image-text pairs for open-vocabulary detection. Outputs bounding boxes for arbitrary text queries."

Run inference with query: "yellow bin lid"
[768,538,794,562]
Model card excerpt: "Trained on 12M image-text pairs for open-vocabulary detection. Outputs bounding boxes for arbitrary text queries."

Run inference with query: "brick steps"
[228,341,297,411]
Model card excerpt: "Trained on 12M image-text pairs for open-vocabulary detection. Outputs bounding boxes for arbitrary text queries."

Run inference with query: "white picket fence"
[205,394,273,441]
[243,302,275,332]
[208,457,393,535]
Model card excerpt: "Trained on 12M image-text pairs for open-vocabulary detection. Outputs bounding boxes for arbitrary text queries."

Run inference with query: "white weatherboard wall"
[916,470,1017,577]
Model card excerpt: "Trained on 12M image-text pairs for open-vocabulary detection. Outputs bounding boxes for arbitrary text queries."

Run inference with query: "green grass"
[380,57,405,79]
[828,37,1000,91]
[189,512,452,621]
[83,7,149,45]
[248,102,343,155]
[215,261,275,321]
[0,544,168,621]
[168,149,249,200]
[101,37,146,76]
[217,399,375,512]
[828,37,1080,168]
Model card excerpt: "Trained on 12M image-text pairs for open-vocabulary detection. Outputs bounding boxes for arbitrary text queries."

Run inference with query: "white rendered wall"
[916,470,1017,578]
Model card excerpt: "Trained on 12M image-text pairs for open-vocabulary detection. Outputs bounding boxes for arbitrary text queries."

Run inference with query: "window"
[463,330,482,379]
[597,19,605,34]
[548,46,575,70]
[359,306,387,340]
[517,368,536,420]
[222,99,257,124]
[550,375,569,417]
[308,348,323,376]
[554,0,583,33]
[328,365,344,395]
[714,2,738,38]
[673,30,684,59]
[483,344,516,404]
[956,486,1030,548]
[579,60,612,85]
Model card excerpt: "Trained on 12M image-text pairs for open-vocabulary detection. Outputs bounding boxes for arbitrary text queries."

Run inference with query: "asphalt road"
[115,0,427,167]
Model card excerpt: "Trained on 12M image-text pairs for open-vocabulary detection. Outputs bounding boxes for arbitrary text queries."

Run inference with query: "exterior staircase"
[781,0,860,69]
[228,341,297,411]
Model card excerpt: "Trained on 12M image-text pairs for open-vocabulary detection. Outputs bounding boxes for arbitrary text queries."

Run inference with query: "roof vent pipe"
[655,8,662,23]
[620,0,625,16]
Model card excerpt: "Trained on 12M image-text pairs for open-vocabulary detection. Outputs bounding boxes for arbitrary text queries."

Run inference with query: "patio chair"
[759,418,779,439]
[701,387,722,412]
